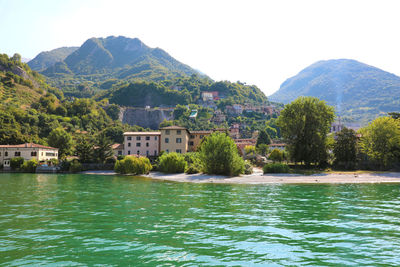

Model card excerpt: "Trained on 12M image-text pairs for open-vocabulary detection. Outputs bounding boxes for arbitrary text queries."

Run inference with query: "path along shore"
[82,169,400,184]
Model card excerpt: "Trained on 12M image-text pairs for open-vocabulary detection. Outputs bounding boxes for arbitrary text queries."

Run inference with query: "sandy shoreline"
[82,170,400,184]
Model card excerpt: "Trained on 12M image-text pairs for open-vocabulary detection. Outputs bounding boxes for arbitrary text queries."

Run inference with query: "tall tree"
[333,128,357,169]
[359,116,400,169]
[94,133,113,163]
[47,127,73,159]
[277,97,335,167]
[75,136,94,163]
[256,129,271,146]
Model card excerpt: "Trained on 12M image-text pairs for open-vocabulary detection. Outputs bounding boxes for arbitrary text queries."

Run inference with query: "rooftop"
[111,143,124,150]
[123,132,161,136]
[190,130,212,134]
[0,143,58,150]
[159,126,188,130]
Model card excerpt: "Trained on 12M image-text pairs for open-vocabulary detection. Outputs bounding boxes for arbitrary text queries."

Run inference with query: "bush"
[69,160,82,173]
[22,159,38,173]
[10,157,24,170]
[158,152,187,173]
[263,163,290,174]
[185,165,200,174]
[114,156,152,175]
[105,157,116,165]
[199,132,245,176]
[244,160,253,174]
[268,149,284,162]
[49,158,59,166]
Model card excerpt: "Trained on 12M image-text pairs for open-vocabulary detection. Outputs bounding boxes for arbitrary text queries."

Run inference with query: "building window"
[155,136,158,140]
[15,151,21,156]
[146,136,150,140]
[136,143,141,147]
[127,137,132,141]
[128,150,131,155]
[189,141,194,146]
[31,151,37,156]
[136,136,141,141]
[41,152,43,156]
[166,149,169,153]
[165,130,170,135]
[5,152,8,157]
[176,149,182,153]
[165,138,169,143]
[46,152,55,157]
[146,142,149,147]
[176,138,182,143]
[118,151,122,155]
[177,130,181,135]
[128,142,131,147]
[0,152,1,156]
[190,135,195,139]
[154,150,157,156]
[200,135,204,139]
[146,151,149,156]
[137,151,140,155]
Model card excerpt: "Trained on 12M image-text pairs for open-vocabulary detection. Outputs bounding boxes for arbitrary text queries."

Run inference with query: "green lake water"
[1,173,400,266]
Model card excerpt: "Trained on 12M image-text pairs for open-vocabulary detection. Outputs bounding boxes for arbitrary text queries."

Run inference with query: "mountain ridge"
[269,59,400,122]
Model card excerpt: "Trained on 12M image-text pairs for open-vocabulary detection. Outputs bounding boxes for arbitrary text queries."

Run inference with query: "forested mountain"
[269,59,400,122]
[99,76,269,108]
[37,36,200,96]
[28,47,79,71]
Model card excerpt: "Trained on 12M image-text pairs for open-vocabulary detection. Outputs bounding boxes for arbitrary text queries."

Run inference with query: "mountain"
[38,36,201,96]
[269,59,400,122]
[28,47,78,71]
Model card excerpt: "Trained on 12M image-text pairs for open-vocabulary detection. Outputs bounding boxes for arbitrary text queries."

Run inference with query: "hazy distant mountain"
[28,47,78,71]
[41,36,199,80]
[269,59,400,122]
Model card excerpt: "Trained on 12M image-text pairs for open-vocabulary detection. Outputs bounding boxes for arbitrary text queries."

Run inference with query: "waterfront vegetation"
[114,156,152,175]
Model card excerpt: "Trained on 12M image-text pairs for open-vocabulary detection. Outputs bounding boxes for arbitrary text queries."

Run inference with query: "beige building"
[123,132,161,157]
[0,143,58,168]
[189,130,212,152]
[160,126,190,154]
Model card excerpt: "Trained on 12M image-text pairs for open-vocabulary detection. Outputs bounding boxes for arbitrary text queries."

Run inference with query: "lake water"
[1,173,400,266]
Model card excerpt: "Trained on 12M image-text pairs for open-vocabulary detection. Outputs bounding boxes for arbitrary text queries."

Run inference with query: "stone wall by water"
[120,107,174,129]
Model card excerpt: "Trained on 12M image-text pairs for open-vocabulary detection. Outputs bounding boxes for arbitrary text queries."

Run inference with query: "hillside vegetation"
[36,36,200,97]
[269,59,400,122]
[28,47,79,71]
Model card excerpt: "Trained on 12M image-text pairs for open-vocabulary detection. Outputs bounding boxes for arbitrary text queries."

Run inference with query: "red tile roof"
[159,126,188,130]
[0,143,58,150]
[111,143,124,150]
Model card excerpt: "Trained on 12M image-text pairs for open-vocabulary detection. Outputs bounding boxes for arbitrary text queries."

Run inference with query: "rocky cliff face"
[120,107,174,129]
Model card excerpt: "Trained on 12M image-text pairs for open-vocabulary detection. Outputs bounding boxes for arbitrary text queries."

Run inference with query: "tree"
[389,112,400,120]
[333,128,357,169]
[256,144,270,156]
[199,132,245,176]
[106,104,120,120]
[256,130,271,146]
[75,136,94,163]
[359,116,400,169]
[48,127,73,158]
[115,156,152,175]
[277,97,335,167]
[94,133,113,163]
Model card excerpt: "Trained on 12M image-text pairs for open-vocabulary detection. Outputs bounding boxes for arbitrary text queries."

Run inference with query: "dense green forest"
[0,53,145,149]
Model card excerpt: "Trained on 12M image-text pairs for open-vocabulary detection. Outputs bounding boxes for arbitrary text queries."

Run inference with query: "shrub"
[10,157,24,170]
[263,163,290,174]
[199,132,245,176]
[22,159,38,173]
[158,152,187,173]
[105,157,116,165]
[268,149,284,162]
[49,158,59,166]
[185,165,200,174]
[69,160,82,173]
[244,160,253,174]
[114,156,152,175]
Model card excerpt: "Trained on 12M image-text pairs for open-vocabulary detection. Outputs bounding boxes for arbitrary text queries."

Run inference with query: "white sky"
[1,0,400,96]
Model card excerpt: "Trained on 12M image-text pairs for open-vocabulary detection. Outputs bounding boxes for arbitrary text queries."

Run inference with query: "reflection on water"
[1,173,400,266]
